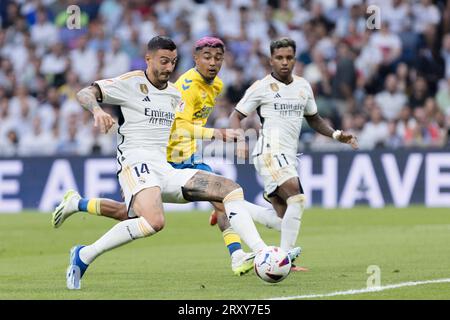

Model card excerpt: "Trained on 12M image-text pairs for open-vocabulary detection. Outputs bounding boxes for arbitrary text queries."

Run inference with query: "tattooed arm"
[76,85,115,134]
[305,113,359,149]
[76,84,101,112]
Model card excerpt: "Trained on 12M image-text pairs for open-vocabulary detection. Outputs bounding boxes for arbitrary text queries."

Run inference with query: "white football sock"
[244,201,281,231]
[223,188,266,252]
[280,195,305,252]
[79,217,156,264]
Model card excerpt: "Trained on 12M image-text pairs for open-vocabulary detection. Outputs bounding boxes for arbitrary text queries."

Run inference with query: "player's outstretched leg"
[242,202,282,231]
[183,171,268,253]
[276,178,308,272]
[52,190,128,228]
[65,187,162,289]
[210,203,282,231]
[281,195,305,257]
[223,189,303,263]
[213,207,254,276]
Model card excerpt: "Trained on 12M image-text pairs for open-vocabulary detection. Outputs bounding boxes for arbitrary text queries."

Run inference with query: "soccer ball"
[254,246,291,283]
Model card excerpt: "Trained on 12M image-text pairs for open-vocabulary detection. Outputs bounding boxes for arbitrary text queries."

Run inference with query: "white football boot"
[287,246,302,263]
[231,250,256,276]
[287,246,309,272]
[52,190,81,228]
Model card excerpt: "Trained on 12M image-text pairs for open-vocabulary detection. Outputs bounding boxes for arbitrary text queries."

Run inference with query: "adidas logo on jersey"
[228,212,237,220]
[274,93,281,98]
[142,96,151,102]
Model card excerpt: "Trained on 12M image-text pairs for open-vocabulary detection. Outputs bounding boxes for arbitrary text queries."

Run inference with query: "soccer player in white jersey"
[66,36,299,290]
[229,38,359,271]
[53,37,283,277]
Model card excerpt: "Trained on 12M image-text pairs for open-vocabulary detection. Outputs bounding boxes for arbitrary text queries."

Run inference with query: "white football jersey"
[95,70,181,157]
[235,74,318,158]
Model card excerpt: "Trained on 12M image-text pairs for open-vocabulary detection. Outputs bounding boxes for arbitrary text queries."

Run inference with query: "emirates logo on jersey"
[144,108,175,126]
[274,103,304,117]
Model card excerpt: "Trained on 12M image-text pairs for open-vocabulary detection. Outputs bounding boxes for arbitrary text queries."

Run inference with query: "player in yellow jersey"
[52,37,286,276]
[168,38,246,268]
[166,38,282,274]
[167,62,223,164]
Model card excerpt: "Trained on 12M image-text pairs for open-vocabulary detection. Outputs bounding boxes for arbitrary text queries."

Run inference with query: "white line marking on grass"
[267,278,450,300]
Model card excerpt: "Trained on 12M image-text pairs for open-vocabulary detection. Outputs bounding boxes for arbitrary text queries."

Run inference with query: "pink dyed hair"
[194,36,225,51]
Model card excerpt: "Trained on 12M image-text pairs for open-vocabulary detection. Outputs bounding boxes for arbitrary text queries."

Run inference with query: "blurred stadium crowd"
[1,0,450,157]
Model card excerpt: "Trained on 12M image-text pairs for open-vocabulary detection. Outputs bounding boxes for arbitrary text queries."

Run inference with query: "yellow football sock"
[85,198,102,216]
[223,227,242,256]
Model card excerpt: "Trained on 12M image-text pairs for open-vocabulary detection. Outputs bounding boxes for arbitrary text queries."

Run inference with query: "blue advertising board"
[0,149,449,212]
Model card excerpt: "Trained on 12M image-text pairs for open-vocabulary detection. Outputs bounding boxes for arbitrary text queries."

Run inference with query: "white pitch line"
[267,278,450,300]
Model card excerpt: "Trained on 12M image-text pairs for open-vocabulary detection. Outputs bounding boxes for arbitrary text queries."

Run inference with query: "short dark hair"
[147,36,177,52]
[270,37,296,55]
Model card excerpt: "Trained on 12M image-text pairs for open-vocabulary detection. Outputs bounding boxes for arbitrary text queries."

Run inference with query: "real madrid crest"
[270,83,279,92]
[201,91,207,99]
[140,84,149,95]
[299,90,307,100]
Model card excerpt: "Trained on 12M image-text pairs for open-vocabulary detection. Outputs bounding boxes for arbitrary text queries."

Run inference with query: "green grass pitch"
[0,207,449,300]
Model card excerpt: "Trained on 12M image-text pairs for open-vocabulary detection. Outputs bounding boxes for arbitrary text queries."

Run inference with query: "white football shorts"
[253,152,299,195]
[117,148,198,217]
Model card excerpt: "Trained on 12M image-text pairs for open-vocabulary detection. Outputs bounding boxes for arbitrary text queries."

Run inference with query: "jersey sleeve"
[304,82,318,116]
[175,84,215,139]
[235,80,262,116]
[94,77,129,105]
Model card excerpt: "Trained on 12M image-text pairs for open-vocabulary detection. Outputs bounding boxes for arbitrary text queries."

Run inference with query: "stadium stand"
[0,0,449,157]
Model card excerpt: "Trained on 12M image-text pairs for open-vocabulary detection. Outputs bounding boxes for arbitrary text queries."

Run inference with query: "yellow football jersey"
[167,68,223,163]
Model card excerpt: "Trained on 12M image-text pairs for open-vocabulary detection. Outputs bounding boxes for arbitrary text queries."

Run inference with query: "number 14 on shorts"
[133,163,150,177]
